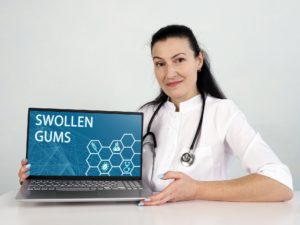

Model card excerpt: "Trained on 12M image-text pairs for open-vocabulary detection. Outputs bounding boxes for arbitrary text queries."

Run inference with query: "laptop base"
[16,180,152,202]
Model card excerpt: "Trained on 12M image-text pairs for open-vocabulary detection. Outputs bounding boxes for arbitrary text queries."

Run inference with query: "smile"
[166,80,183,88]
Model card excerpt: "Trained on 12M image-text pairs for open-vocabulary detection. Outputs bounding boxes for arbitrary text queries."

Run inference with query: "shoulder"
[138,103,157,115]
[206,95,240,116]
[138,103,159,126]
[206,95,244,130]
[206,95,249,139]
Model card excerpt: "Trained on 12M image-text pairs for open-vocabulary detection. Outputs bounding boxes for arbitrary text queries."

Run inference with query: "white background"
[0,0,299,194]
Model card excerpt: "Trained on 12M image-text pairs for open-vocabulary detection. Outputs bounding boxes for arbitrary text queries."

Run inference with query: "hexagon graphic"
[131,167,140,176]
[86,154,101,167]
[99,147,112,160]
[87,140,102,153]
[110,140,124,153]
[85,167,100,176]
[110,167,122,176]
[98,160,112,174]
[131,154,141,166]
[110,154,123,167]
[131,141,141,153]
[121,147,134,160]
[120,160,133,174]
[121,134,135,147]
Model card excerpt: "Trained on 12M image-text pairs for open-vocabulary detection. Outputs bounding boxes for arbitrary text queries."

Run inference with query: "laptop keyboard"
[26,180,143,191]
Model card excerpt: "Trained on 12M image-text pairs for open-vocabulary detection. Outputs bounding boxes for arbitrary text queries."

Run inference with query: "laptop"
[16,108,152,202]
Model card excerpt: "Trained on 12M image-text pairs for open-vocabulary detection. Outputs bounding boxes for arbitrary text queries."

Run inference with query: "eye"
[175,57,185,63]
[154,62,165,67]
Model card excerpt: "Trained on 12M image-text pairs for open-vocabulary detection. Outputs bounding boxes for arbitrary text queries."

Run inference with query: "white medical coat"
[140,94,293,192]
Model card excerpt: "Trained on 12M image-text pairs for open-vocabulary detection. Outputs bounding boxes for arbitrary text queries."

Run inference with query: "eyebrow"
[153,52,186,60]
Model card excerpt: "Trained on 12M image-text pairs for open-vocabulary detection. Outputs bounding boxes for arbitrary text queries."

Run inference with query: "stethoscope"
[142,90,206,176]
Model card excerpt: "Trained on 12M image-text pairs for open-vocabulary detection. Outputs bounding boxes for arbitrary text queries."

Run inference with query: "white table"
[0,191,299,225]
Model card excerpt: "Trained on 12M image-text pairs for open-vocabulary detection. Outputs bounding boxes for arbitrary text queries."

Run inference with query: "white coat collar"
[164,94,203,113]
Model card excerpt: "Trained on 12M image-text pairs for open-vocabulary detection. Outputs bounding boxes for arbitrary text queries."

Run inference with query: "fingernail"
[26,171,30,175]
[25,164,31,168]
[144,198,151,202]
[138,202,144,206]
[158,173,164,179]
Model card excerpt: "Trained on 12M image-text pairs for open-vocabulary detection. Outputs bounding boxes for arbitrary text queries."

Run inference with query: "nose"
[165,64,177,78]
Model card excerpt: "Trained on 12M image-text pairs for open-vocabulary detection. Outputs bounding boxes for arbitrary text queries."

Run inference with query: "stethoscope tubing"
[142,90,206,166]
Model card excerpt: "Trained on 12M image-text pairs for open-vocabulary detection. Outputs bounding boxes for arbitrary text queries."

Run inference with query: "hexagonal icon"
[110,167,122,176]
[99,147,112,160]
[121,147,134,160]
[110,140,124,153]
[131,153,141,166]
[86,153,101,167]
[131,166,141,177]
[110,153,123,167]
[98,160,112,174]
[87,140,102,153]
[120,160,133,174]
[131,141,141,153]
[85,167,100,176]
[121,134,135,147]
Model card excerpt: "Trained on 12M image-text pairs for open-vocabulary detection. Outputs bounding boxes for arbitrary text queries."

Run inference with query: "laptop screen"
[26,108,143,179]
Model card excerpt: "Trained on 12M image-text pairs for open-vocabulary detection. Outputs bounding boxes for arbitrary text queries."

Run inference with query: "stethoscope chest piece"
[181,152,195,167]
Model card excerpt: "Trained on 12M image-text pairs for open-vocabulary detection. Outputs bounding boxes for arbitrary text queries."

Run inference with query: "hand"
[18,158,30,185]
[140,171,199,206]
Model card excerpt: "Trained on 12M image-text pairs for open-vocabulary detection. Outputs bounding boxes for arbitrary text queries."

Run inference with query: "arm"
[218,100,293,194]
[141,171,293,206]
[194,173,293,202]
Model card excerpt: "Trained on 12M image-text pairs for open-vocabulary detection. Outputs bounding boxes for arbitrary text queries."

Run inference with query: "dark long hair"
[141,24,226,108]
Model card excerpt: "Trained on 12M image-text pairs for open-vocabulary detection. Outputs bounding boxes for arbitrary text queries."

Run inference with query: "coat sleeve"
[216,99,293,190]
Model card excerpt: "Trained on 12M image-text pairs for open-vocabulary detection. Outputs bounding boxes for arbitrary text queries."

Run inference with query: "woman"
[18,25,293,206]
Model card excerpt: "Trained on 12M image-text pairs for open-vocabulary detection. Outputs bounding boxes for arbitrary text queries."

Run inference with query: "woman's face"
[151,37,203,104]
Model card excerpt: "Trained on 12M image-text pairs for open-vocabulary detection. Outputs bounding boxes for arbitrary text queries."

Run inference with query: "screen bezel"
[26,107,144,180]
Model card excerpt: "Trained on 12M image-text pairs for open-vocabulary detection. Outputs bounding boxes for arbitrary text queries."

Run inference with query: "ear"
[196,52,204,71]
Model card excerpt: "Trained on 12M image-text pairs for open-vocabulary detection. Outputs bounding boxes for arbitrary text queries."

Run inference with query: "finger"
[162,171,184,180]
[21,164,31,173]
[21,158,28,166]
[143,183,175,205]
[18,164,30,179]
[19,167,30,178]
[143,192,173,206]
[20,173,29,183]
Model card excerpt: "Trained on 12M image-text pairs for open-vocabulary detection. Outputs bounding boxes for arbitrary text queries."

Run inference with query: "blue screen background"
[27,110,142,177]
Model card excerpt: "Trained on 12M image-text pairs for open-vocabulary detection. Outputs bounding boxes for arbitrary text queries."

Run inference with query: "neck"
[170,91,200,112]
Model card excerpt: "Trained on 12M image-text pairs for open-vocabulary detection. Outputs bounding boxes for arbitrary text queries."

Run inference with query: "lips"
[166,80,183,88]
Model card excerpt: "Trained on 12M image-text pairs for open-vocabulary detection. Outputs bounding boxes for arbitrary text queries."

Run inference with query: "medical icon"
[121,161,132,174]
[124,161,131,173]
[113,142,121,152]
[99,161,111,173]
[101,163,109,172]
[91,142,97,151]
[87,140,102,153]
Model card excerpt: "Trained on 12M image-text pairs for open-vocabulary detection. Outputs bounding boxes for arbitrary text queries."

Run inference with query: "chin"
[165,90,185,101]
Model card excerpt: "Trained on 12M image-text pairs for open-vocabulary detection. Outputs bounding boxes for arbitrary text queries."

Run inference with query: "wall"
[0,0,299,194]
